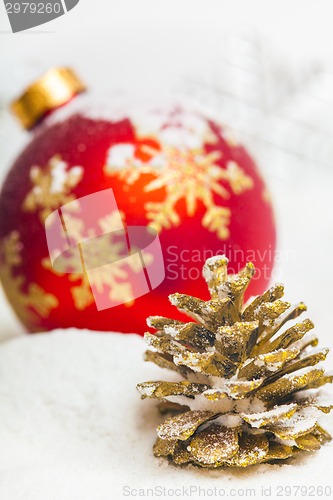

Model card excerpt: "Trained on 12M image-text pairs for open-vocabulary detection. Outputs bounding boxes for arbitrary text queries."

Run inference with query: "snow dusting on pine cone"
[137,255,333,468]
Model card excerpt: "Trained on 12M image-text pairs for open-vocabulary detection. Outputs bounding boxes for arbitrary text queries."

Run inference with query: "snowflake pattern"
[105,108,254,240]
[23,155,84,222]
[0,231,58,329]
[144,148,251,239]
[43,212,153,310]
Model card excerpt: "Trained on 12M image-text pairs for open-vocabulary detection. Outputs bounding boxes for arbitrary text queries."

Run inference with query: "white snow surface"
[0,329,333,500]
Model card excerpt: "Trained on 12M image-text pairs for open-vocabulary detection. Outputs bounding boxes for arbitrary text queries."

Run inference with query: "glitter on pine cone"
[137,255,333,468]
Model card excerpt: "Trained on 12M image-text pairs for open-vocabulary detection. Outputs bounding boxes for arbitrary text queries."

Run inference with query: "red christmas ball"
[0,68,276,334]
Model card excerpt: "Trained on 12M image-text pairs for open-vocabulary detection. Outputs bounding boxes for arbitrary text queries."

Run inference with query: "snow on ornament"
[0,68,276,333]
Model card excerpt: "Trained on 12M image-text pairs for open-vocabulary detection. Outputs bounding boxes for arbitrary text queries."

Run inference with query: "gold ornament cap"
[11,67,86,130]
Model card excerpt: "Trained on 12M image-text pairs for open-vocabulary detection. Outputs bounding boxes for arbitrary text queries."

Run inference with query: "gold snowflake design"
[43,212,153,310]
[23,155,84,223]
[144,149,253,239]
[0,231,58,330]
[106,143,254,240]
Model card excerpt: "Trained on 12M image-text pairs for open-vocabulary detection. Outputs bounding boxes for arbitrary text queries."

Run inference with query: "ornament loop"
[11,67,86,130]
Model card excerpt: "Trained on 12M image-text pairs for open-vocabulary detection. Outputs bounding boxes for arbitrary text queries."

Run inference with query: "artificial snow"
[0,330,332,500]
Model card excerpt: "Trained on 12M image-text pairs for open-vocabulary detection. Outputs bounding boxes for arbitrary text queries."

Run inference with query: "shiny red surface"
[0,111,276,334]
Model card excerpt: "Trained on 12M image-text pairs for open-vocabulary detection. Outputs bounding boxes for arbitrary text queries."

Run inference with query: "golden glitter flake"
[22,155,83,223]
[137,255,332,468]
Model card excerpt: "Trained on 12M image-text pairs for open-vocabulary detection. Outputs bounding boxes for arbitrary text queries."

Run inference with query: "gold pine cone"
[137,255,333,468]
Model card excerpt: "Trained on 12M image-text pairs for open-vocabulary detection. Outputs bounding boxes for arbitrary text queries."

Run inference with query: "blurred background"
[1,0,333,346]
